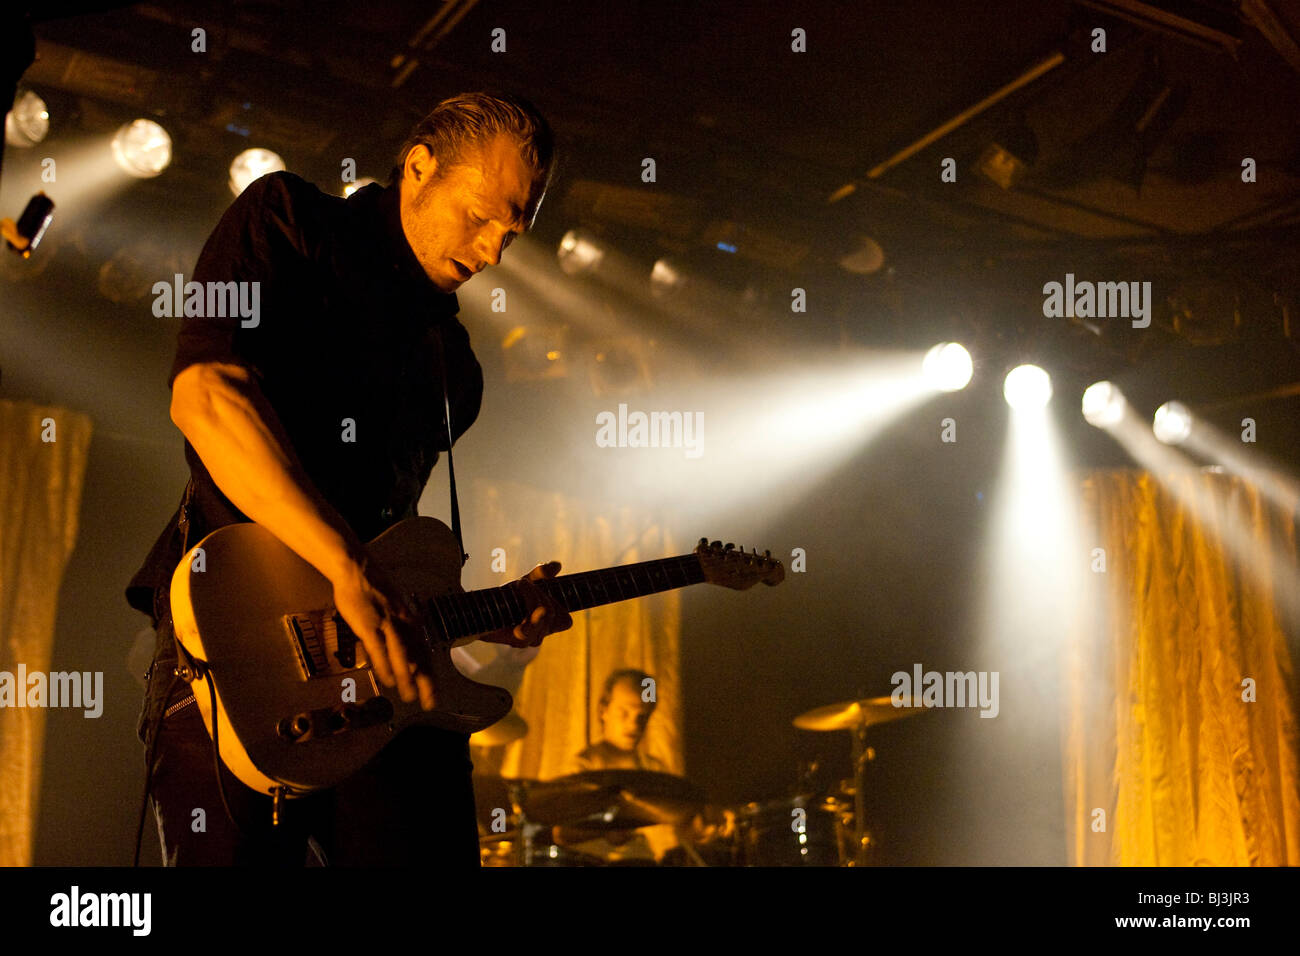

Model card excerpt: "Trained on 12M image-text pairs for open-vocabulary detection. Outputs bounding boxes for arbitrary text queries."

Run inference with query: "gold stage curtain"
[461,477,682,783]
[1065,469,1300,866]
[0,400,93,867]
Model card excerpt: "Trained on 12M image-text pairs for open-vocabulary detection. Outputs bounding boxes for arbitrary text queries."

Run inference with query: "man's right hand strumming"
[329,555,437,711]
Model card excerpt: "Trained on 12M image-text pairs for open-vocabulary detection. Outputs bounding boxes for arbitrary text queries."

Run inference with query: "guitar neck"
[426,554,706,643]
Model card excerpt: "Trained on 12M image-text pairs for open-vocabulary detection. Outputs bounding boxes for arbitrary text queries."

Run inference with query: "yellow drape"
[1065,469,1300,865]
[0,400,93,867]
[460,478,682,782]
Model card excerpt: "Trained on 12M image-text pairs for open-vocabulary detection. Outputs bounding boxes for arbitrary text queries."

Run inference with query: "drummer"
[571,668,665,772]
[555,668,676,862]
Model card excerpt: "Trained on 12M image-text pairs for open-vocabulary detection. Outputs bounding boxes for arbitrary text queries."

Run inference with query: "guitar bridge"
[283,611,368,679]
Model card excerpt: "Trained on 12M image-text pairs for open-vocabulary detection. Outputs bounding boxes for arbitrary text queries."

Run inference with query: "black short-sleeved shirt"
[125,171,483,622]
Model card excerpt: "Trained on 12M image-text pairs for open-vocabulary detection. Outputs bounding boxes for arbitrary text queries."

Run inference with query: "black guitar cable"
[201,663,248,838]
[132,667,178,867]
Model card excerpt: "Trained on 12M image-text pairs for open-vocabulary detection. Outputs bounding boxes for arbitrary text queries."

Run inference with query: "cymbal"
[526,769,705,829]
[470,710,529,747]
[793,695,927,731]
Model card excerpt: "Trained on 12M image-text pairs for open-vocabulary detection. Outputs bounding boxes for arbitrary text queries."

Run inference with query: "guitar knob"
[277,713,313,741]
[363,695,395,723]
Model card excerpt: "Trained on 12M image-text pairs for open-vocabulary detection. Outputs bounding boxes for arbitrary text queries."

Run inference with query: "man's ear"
[404,144,438,186]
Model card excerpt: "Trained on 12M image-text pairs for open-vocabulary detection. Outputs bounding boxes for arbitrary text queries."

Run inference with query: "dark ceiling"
[8,0,1300,426]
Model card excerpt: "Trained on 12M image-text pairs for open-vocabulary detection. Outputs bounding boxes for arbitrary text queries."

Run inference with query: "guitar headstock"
[695,539,785,590]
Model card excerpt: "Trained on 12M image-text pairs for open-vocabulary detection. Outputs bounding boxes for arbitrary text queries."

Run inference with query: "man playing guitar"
[126,92,572,866]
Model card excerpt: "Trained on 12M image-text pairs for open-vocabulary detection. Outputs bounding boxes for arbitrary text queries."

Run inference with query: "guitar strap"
[431,323,469,568]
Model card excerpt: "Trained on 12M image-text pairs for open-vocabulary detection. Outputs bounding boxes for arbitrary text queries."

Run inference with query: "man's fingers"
[383,620,417,703]
[491,561,572,648]
[514,604,563,647]
[415,671,436,711]
[360,629,396,688]
[525,561,561,582]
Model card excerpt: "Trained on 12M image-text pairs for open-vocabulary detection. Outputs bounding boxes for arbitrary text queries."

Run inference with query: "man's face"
[600,680,653,752]
[399,133,542,293]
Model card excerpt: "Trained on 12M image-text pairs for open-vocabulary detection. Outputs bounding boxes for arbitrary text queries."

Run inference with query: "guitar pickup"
[283,610,368,679]
[284,613,328,677]
[332,612,358,669]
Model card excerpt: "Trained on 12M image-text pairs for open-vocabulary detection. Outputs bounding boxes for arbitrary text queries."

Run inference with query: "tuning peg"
[710,540,722,549]
[724,542,734,550]
[698,537,708,547]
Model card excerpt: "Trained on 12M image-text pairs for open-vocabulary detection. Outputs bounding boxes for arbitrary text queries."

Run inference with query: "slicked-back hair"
[389,91,556,220]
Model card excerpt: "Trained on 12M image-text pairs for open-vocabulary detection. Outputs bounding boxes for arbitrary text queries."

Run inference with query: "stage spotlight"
[976,123,1038,190]
[1153,401,1193,446]
[229,148,285,196]
[557,229,605,276]
[343,177,377,197]
[650,257,685,298]
[1003,364,1052,410]
[1081,381,1127,428]
[111,119,172,178]
[837,235,885,275]
[922,342,973,392]
[5,90,49,147]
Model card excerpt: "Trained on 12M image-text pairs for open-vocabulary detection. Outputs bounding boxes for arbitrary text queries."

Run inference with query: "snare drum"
[738,795,846,866]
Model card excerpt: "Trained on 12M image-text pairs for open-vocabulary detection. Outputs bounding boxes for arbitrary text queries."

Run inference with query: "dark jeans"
[139,613,481,866]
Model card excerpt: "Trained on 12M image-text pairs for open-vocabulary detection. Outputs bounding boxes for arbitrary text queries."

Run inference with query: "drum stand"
[847,722,875,866]
[506,779,542,867]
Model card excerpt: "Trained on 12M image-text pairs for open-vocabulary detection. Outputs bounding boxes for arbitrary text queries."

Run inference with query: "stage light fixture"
[229,148,285,196]
[5,90,49,147]
[650,257,684,298]
[976,123,1038,190]
[557,229,605,275]
[1003,364,1052,410]
[922,342,973,392]
[1081,381,1127,428]
[111,119,172,178]
[1153,401,1193,446]
[837,235,885,275]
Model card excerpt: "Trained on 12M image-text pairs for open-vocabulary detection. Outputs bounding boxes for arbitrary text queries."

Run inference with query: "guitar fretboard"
[424,554,705,643]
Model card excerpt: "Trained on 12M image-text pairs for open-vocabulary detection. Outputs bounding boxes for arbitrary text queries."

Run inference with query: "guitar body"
[170,516,512,796]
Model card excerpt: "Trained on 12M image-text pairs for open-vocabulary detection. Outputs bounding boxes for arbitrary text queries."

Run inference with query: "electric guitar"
[169,516,784,796]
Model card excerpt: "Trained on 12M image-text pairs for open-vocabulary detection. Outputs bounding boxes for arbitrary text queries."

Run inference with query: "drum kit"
[471,694,927,866]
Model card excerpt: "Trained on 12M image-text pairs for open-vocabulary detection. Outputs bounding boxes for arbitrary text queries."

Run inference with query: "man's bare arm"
[171,362,363,583]
[170,361,426,700]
